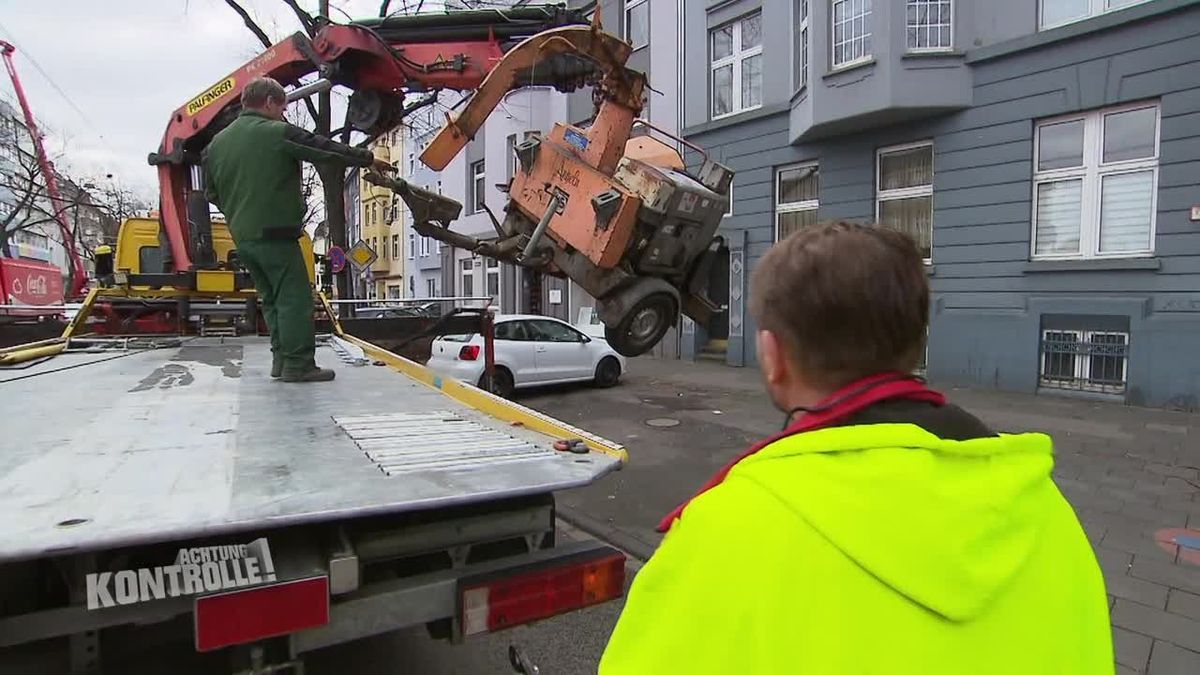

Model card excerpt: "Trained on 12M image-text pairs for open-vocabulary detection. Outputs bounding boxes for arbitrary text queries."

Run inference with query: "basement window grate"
[1039,329,1129,395]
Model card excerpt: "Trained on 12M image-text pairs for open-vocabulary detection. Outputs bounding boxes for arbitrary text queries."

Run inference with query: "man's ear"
[756,329,787,385]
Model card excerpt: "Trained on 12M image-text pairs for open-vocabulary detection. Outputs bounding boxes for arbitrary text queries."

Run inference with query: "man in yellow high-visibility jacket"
[600,222,1113,674]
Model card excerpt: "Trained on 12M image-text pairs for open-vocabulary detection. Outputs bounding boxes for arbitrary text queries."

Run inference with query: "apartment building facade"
[683,0,1200,407]
[0,98,68,273]
[401,106,444,300]
[343,166,367,299]
[359,128,406,298]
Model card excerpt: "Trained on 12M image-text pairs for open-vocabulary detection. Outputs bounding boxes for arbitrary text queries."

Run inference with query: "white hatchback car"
[428,314,627,397]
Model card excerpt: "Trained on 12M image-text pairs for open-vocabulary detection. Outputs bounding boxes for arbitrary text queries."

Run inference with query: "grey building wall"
[926,2,1200,409]
[403,112,446,299]
[686,0,1041,141]
[686,1,1200,408]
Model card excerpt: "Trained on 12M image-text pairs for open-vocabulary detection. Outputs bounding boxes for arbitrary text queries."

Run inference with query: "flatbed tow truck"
[0,302,626,673]
[0,6,655,673]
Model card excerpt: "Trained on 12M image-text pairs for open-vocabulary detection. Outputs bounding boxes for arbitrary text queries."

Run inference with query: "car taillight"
[460,550,625,636]
[194,577,329,652]
[459,345,481,361]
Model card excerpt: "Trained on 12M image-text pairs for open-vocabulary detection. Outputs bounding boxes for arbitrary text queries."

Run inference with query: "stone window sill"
[1023,258,1160,273]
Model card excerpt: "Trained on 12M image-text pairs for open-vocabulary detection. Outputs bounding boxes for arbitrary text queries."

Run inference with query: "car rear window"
[439,333,475,342]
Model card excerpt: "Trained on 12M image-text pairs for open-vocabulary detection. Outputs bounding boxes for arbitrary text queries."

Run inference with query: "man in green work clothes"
[203,77,392,382]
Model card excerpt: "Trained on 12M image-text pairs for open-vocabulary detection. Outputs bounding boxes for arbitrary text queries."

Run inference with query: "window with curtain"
[793,0,809,89]
[710,13,763,119]
[877,143,934,261]
[1032,103,1158,259]
[906,0,952,51]
[832,0,872,68]
[625,0,649,50]
[470,160,486,213]
[1039,0,1151,31]
[775,163,819,241]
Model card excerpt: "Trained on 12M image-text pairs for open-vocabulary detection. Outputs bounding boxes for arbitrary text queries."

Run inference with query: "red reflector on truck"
[460,551,625,636]
[194,577,329,652]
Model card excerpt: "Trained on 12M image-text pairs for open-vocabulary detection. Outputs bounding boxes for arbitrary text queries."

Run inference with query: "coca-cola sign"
[0,257,65,311]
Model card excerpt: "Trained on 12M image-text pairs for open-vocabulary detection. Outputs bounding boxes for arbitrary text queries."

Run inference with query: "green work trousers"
[237,239,315,375]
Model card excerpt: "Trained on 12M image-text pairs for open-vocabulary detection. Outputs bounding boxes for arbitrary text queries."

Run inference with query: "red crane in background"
[0,39,88,300]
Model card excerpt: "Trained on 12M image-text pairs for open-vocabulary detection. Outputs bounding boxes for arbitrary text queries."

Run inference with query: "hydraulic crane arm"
[149,5,591,273]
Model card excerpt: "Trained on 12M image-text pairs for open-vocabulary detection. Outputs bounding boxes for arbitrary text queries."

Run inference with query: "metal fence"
[1039,330,1129,395]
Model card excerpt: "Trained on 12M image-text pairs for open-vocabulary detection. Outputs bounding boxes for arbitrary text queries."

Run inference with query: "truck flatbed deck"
[0,337,620,564]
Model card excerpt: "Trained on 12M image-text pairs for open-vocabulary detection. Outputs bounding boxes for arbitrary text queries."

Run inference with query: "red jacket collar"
[657,372,946,533]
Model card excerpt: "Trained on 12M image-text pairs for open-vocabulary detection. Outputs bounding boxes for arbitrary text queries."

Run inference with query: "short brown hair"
[749,221,928,388]
[242,77,286,109]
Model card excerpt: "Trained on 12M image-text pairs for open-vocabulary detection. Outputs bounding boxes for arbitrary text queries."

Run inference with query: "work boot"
[271,353,283,379]
[281,366,336,383]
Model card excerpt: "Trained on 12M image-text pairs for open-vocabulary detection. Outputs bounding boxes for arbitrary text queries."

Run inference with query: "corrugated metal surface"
[334,412,553,475]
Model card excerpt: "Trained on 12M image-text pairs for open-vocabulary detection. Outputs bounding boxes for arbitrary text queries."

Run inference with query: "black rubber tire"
[593,356,622,388]
[604,292,678,357]
[481,367,515,398]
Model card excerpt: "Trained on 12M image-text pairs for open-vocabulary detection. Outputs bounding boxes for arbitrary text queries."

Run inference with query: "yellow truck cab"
[114,217,316,288]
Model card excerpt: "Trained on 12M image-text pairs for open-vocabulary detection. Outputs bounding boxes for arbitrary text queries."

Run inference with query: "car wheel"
[481,366,515,399]
[604,291,678,357]
[593,357,621,388]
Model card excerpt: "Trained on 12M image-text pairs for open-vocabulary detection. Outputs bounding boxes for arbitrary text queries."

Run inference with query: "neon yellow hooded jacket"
[600,421,1113,674]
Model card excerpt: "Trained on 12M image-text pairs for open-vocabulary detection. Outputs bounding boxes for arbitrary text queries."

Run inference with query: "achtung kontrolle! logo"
[86,538,276,610]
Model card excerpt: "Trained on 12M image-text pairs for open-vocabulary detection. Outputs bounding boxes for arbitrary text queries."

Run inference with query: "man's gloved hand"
[372,158,396,173]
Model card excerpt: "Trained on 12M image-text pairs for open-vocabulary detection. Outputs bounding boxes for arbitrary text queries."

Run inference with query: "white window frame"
[1039,329,1129,393]
[876,140,935,263]
[1038,0,1152,31]
[470,159,486,214]
[460,257,475,297]
[485,258,501,307]
[774,162,820,242]
[905,0,954,53]
[1031,102,1160,261]
[625,0,649,51]
[831,0,873,70]
[725,183,734,217]
[407,233,415,260]
[426,278,437,297]
[710,13,764,121]
[795,0,809,90]
[505,133,517,181]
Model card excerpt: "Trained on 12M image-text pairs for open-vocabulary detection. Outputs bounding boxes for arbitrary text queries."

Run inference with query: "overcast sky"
[0,0,433,199]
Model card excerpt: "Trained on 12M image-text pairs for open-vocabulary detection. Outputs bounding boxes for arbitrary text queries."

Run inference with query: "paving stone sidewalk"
[549,358,1200,674]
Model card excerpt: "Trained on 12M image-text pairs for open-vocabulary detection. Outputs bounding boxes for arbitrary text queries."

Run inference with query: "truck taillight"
[460,550,625,636]
[459,345,481,361]
[194,577,329,652]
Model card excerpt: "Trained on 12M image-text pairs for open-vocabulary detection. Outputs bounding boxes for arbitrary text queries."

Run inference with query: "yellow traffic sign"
[347,240,377,272]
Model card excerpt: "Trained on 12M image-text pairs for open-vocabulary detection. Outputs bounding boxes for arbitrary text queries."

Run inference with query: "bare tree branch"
[281,0,317,36]
[222,1,320,127]
[221,0,273,49]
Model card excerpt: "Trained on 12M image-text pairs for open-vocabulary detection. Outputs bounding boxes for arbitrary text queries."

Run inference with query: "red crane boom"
[0,39,89,299]
[148,6,592,274]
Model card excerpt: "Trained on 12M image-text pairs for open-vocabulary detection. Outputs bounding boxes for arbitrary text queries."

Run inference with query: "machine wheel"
[593,357,622,388]
[604,292,678,357]
[482,367,516,399]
